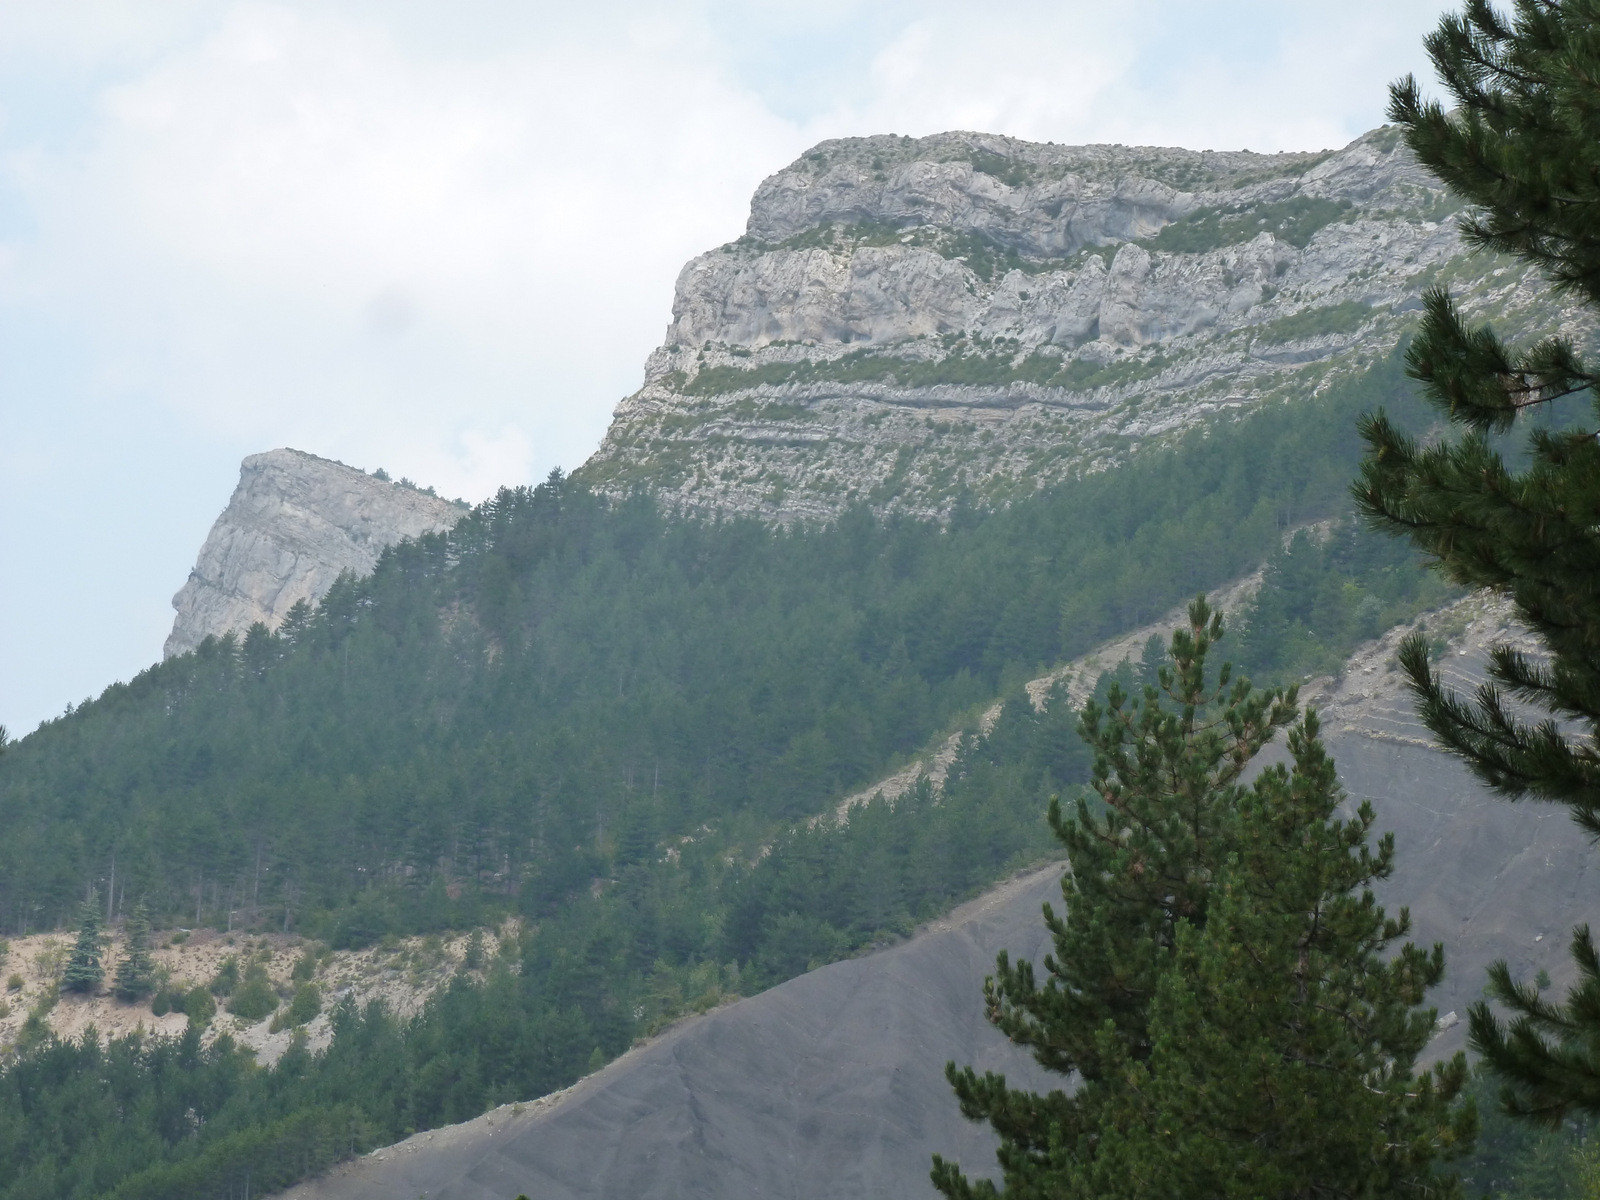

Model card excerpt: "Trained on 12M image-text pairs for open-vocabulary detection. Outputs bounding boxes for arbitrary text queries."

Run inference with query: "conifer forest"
[11,1,1600,1196]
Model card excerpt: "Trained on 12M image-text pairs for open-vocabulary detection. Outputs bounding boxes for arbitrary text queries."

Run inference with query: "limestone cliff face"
[579,126,1574,521]
[164,449,464,658]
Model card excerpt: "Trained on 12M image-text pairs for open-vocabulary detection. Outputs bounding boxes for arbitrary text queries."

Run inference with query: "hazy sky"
[0,0,1456,736]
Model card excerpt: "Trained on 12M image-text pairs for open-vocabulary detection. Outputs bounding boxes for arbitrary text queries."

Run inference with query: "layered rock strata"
[580,126,1573,520]
[165,449,464,657]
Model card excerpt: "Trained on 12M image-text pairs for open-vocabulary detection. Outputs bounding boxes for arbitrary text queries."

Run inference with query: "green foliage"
[112,902,157,1002]
[290,949,318,984]
[209,955,239,998]
[934,229,1042,282]
[0,645,1087,1200]
[462,930,487,971]
[269,983,321,1032]
[933,601,1473,1198]
[104,1103,377,1200]
[964,150,1035,189]
[763,219,1066,282]
[183,986,216,1027]
[1233,521,1459,679]
[61,897,104,995]
[0,336,1471,1199]
[1085,715,1474,1196]
[0,345,1435,956]
[1144,196,1355,254]
[0,1020,382,1200]
[226,963,278,1023]
[717,685,1080,992]
[681,341,1167,397]
[1450,1065,1600,1199]
[1361,0,1600,1123]
[1251,299,1374,344]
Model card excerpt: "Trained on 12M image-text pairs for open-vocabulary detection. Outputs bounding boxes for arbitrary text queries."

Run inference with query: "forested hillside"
[0,345,1459,1198]
[2,347,1435,942]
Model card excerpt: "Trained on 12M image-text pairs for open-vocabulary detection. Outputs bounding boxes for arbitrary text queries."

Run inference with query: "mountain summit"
[165,449,464,657]
[578,125,1566,521]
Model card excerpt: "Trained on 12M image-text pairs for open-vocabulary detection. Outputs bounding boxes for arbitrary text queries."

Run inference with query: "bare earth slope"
[274,598,1595,1200]
[278,867,1061,1200]
[165,449,464,657]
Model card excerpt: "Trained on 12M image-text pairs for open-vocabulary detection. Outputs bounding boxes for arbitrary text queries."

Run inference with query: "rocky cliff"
[165,449,465,657]
[578,125,1572,520]
[178,127,1569,647]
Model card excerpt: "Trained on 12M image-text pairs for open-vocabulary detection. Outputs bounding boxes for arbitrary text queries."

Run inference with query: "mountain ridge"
[162,123,1558,653]
[576,124,1570,522]
[4,119,1571,1200]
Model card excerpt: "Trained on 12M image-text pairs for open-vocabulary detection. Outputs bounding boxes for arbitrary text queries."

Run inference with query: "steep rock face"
[165,449,464,657]
[580,126,1572,521]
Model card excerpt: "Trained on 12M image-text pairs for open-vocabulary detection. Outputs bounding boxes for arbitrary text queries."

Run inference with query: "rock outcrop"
[579,126,1574,521]
[165,449,464,657]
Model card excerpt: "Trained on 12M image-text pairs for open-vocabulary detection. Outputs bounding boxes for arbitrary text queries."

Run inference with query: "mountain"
[0,123,1575,1200]
[168,125,1570,651]
[0,450,1458,1197]
[578,126,1569,521]
[272,596,1591,1200]
[165,449,465,657]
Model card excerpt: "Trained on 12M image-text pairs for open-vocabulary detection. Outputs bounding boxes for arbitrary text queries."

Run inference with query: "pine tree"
[1075,713,1475,1198]
[932,599,1472,1198]
[112,902,157,1002]
[63,893,105,994]
[1355,0,1600,1122]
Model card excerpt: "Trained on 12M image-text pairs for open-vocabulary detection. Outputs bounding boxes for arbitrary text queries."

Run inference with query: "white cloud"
[750,0,1452,154]
[839,3,1143,142]
[5,2,804,499]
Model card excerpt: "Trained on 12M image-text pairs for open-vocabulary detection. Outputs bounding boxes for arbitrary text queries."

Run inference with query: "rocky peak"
[743,130,1342,255]
[579,125,1565,523]
[165,449,464,658]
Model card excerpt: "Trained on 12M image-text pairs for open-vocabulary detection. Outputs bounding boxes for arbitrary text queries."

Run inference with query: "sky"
[0,0,1457,737]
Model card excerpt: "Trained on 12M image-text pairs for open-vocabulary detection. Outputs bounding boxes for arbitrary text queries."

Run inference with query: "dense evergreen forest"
[0,345,1467,1197]
[0,347,1436,941]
